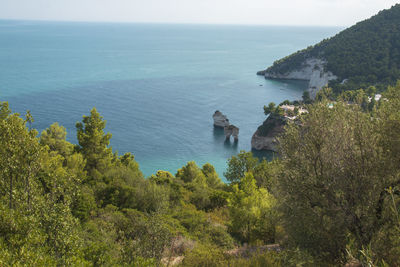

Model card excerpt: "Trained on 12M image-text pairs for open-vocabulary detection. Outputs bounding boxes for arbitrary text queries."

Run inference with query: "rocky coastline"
[253,58,333,152]
[251,114,286,152]
[257,58,337,98]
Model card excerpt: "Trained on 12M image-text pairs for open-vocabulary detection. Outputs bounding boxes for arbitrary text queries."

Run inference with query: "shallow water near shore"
[0,20,342,179]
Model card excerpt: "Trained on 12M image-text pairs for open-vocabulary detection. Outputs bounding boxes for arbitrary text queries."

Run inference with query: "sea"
[0,20,342,179]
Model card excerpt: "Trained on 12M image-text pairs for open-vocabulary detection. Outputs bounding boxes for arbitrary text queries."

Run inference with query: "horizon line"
[0,17,348,28]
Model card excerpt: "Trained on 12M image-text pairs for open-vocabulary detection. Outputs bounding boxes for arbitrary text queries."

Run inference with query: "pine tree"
[76,108,112,181]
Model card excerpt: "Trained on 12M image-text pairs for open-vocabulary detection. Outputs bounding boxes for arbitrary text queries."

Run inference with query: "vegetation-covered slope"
[0,103,282,266]
[1,82,400,266]
[260,4,400,92]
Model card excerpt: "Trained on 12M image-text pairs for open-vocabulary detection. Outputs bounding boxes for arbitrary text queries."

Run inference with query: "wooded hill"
[261,4,400,92]
[1,82,400,266]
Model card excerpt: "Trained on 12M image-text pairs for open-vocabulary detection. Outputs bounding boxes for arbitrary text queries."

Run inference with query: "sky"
[0,0,399,26]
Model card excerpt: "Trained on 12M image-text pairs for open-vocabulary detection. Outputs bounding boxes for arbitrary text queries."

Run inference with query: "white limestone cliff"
[263,58,337,97]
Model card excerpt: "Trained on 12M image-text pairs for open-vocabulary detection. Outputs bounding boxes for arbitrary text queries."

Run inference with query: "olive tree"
[277,99,398,263]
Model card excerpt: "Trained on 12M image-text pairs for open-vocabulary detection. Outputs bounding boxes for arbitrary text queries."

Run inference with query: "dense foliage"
[263,4,400,93]
[0,104,278,266]
[0,83,400,266]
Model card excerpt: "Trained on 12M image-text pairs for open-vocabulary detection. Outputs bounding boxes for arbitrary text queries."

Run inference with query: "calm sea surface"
[0,20,341,178]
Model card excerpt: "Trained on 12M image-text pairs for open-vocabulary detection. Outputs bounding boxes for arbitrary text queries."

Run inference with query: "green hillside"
[2,82,400,266]
[260,4,400,92]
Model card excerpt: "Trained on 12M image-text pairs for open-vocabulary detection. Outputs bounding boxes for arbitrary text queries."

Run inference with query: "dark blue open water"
[0,20,342,178]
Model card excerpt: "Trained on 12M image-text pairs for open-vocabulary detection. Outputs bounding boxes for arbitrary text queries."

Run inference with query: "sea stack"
[224,125,239,142]
[213,110,229,128]
[213,110,239,141]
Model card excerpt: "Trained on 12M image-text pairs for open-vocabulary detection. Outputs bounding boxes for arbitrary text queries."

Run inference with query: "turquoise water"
[0,20,341,178]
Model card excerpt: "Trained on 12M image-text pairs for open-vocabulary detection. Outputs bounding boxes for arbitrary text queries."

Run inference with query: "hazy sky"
[0,0,399,26]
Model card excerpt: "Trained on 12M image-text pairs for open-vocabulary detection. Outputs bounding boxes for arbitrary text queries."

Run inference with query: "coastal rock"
[213,110,229,128]
[251,115,286,152]
[260,58,337,98]
[224,125,239,141]
[231,126,239,141]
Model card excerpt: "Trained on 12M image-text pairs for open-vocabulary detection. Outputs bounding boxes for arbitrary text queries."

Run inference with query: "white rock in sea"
[224,125,239,141]
[213,110,230,128]
[263,58,337,98]
[231,126,239,141]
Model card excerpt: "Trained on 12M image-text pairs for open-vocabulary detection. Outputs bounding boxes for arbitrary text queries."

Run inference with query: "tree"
[252,159,280,190]
[366,85,377,97]
[40,122,74,158]
[125,212,172,264]
[286,109,295,117]
[277,99,399,263]
[0,107,87,265]
[0,111,40,209]
[0,102,11,120]
[264,102,276,116]
[275,106,285,117]
[302,91,311,104]
[315,87,333,101]
[201,163,223,189]
[76,108,113,181]
[228,172,277,244]
[368,83,400,264]
[176,161,206,184]
[224,151,258,183]
[149,170,175,185]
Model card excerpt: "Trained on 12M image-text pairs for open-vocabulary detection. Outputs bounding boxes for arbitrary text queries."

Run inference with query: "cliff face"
[259,58,337,97]
[251,115,286,152]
